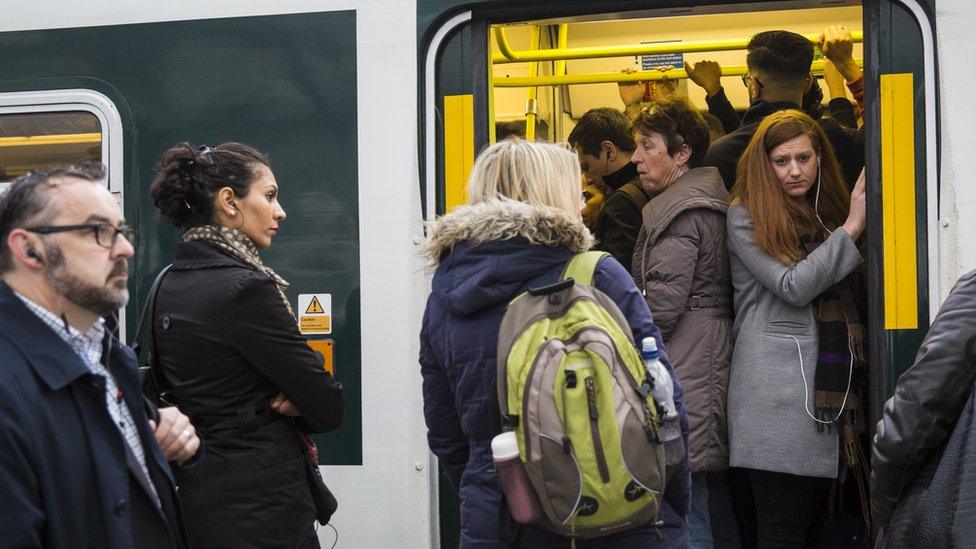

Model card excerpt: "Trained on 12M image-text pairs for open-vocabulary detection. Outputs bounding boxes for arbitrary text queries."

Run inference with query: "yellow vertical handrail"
[524,26,541,141]
[491,27,862,64]
[554,24,569,77]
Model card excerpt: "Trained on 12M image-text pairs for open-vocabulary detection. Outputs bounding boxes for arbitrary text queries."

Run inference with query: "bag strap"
[561,251,608,287]
[132,265,173,397]
[619,182,651,211]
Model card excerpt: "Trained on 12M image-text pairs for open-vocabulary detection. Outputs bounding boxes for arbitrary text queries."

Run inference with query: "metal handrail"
[492,26,862,65]
[493,59,861,87]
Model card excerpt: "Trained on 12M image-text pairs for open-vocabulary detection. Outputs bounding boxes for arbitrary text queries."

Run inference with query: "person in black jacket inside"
[569,107,652,269]
[149,142,344,548]
[702,29,864,191]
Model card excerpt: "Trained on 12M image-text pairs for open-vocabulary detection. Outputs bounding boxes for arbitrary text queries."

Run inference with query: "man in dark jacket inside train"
[703,29,864,190]
[0,164,199,549]
[569,107,652,270]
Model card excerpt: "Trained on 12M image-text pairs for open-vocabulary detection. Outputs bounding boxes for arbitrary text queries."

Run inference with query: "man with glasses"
[0,163,198,548]
[703,29,864,191]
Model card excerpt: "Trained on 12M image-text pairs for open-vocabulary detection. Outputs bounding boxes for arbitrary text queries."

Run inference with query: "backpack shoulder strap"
[619,182,651,211]
[561,251,609,287]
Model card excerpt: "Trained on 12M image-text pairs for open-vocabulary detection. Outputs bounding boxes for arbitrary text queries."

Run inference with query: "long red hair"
[729,110,849,264]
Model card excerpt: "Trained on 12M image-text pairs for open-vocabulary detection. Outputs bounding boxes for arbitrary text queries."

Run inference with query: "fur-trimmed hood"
[425,199,593,263]
[424,199,595,317]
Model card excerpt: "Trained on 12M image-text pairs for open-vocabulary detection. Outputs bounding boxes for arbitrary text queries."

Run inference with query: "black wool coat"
[0,282,189,549]
[154,241,344,549]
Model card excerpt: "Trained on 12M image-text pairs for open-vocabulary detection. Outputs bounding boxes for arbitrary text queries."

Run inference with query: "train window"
[0,111,102,190]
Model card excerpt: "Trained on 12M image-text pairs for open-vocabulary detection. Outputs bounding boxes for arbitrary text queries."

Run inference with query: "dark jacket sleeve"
[704,87,741,135]
[819,117,865,189]
[593,256,691,520]
[828,97,858,129]
[419,302,469,491]
[224,272,344,433]
[871,270,976,527]
[0,378,43,547]
[637,212,701,340]
[595,192,644,271]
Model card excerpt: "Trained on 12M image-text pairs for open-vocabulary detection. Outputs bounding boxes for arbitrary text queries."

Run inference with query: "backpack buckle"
[565,370,578,389]
[502,414,520,428]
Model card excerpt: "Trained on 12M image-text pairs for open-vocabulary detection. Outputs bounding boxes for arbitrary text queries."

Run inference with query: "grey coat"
[633,167,732,473]
[726,204,862,478]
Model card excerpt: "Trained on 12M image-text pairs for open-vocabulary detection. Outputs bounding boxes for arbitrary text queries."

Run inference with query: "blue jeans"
[689,472,713,549]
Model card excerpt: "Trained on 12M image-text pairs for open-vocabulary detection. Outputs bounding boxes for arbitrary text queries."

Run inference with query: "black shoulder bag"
[132,265,174,407]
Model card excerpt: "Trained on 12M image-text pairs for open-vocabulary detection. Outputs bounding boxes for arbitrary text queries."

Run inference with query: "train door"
[422,0,937,545]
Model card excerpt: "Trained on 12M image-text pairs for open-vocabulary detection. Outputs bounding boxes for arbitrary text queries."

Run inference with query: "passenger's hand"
[842,168,867,240]
[650,65,677,100]
[617,68,646,107]
[684,60,722,97]
[150,407,201,464]
[270,392,302,417]
[819,25,862,83]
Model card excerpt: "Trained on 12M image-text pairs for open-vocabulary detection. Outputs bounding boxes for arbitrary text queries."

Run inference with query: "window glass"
[0,111,101,183]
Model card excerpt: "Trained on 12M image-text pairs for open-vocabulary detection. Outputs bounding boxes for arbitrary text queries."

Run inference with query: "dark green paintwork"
[0,11,362,464]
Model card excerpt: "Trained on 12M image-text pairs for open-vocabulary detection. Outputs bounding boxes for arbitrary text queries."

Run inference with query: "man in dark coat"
[703,29,864,190]
[0,164,199,548]
[569,108,652,270]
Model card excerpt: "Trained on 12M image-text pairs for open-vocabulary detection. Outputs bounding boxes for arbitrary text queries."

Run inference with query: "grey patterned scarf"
[183,225,294,316]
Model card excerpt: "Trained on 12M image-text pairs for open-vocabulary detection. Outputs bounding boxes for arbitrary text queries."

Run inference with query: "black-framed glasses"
[25,223,137,249]
[741,74,763,90]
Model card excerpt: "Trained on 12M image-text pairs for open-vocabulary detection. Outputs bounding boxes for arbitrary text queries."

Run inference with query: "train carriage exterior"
[0,0,970,546]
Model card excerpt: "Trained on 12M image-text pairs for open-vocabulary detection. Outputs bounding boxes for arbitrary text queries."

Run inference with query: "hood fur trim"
[425,199,594,263]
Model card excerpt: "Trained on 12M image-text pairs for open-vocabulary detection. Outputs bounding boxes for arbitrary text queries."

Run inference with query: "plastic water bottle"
[491,431,543,524]
[641,337,676,421]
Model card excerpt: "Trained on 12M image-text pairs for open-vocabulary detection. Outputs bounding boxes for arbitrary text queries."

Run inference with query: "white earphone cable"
[792,334,853,424]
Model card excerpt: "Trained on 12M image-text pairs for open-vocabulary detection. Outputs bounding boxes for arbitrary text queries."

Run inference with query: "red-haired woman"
[725,110,868,546]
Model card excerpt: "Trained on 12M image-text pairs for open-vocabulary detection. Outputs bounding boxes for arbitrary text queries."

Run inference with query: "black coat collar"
[170,240,246,271]
[602,161,639,192]
[740,100,800,126]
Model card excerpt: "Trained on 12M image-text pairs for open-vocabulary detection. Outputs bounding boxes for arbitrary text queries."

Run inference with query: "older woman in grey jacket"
[726,110,867,547]
[630,96,732,549]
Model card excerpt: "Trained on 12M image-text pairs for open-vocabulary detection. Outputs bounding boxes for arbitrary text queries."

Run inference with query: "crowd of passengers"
[0,23,972,549]
[421,26,970,549]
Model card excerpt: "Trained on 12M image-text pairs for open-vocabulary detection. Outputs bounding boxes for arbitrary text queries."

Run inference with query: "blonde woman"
[420,139,690,548]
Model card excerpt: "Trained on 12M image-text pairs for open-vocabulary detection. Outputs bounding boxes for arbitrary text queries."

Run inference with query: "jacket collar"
[170,240,246,271]
[740,100,800,126]
[602,162,640,192]
[641,167,729,246]
[0,281,94,390]
[425,199,594,263]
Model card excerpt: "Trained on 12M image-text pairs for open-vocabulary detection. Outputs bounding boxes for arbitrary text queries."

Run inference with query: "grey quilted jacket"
[632,167,732,473]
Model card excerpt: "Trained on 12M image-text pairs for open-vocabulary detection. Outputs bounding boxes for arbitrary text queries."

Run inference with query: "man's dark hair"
[631,96,711,168]
[568,108,635,156]
[746,30,814,84]
[0,162,106,273]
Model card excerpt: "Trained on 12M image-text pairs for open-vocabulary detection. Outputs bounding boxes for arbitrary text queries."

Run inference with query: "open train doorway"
[424,0,936,545]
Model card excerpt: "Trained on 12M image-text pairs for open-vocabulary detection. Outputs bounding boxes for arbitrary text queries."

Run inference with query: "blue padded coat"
[420,201,690,548]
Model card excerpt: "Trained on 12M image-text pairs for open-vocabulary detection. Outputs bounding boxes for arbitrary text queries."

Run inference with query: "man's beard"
[43,245,129,316]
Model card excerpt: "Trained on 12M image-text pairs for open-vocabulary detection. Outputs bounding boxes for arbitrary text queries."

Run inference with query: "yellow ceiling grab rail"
[493,59,862,88]
[492,26,862,65]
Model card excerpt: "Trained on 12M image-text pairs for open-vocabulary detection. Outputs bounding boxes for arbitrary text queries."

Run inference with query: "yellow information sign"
[297,293,332,335]
[306,339,334,373]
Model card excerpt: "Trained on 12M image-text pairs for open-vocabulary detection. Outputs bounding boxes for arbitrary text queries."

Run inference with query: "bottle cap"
[491,431,520,459]
[641,337,660,359]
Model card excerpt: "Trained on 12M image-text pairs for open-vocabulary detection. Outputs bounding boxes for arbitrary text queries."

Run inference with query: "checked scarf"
[801,232,870,529]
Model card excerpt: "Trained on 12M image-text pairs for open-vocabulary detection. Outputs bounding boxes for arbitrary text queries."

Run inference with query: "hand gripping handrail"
[493,59,862,88]
[492,26,863,65]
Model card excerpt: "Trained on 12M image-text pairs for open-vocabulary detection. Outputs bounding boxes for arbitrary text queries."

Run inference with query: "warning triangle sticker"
[305,296,325,314]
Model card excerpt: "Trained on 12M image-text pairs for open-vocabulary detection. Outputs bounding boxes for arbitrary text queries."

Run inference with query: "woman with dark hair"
[726,110,867,546]
[630,96,732,549]
[149,142,343,548]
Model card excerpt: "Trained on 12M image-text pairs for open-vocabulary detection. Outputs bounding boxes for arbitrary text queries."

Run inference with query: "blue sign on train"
[640,41,683,71]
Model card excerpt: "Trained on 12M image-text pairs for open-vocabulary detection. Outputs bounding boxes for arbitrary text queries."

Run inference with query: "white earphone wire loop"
[793,334,853,425]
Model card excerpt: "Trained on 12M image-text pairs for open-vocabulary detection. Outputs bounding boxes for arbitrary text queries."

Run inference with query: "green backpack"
[496,251,666,538]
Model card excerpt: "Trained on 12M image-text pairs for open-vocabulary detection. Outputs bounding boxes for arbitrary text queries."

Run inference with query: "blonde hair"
[467,139,582,218]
